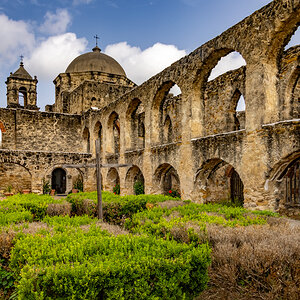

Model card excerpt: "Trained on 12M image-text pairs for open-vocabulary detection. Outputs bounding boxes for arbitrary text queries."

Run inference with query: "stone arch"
[163,115,173,143]
[93,121,103,154]
[267,11,299,63]
[18,86,27,106]
[208,51,246,82]
[232,89,246,131]
[153,163,180,195]
[0,162,32,193]
[191,48,247,137]
[46,165,84,194]
[83,127,90,153]
[284,67,300,119]
[125,98,145,149]
[268,151,300,215]
[194,158,244,206]
[106,167,120,192]
[125,165,145,195]
[107,112,120,155]
[151,81,182,144]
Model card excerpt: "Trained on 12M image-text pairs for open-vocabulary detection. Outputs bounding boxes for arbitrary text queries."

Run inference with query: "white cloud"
[40,9,71,35]
[0,14,35,66]
[208,51,246,81]
[25,33,88,80]
[73,0,93,5]
[104,42,186,84]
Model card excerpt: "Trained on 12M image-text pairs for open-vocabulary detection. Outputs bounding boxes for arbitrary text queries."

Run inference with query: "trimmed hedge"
[10,226,211,299]
[66,192,180,225]
[0,194,64,223]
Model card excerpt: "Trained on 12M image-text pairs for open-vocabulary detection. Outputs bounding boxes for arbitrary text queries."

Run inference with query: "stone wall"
[0,108,83,153]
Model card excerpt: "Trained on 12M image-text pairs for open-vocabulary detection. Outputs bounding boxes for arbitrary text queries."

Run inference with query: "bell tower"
[5,56,39,110]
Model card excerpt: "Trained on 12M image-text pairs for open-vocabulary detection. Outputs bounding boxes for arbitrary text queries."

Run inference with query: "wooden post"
[95,139,103,220]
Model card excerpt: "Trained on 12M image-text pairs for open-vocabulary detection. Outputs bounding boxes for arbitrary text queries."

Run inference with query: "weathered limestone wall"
[0,108,83,153]
[0,163,31,192]
[204,67,246,135]
[69,81,134,114]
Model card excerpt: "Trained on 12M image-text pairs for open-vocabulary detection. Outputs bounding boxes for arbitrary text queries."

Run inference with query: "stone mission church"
[0,0,299,216]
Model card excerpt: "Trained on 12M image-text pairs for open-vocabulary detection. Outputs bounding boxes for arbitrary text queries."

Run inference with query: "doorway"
[52,168,66,194]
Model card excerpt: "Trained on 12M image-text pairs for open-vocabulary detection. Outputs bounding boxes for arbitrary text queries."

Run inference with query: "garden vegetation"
[0,192,299,299]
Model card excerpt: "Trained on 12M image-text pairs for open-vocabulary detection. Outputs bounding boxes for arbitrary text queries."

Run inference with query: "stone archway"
[194,158,244,206]
[0,163,32,193]
[51,168,66,194]
[106,167,120,192]
[153,163,180,195]
[269,151,300,215]
[125,165,144,195]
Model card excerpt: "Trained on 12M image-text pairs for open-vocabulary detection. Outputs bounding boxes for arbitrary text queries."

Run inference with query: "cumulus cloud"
[104,42,186,84]
[40,9,71,35]
[25,33,88,80]
[208,51,246,81]
[0,14,35,66]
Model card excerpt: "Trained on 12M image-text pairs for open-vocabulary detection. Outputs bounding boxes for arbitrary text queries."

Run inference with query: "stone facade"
[0,0,299,215]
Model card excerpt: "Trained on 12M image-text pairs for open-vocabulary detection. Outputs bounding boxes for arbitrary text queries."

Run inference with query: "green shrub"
[113,184,120,195]
[73,176,84,192]
[133,181,144,195]
[66,192,180,225]
[10,228,211,300]
[0,263,15,297]
[0,211,33,226]
[42,179,51,195]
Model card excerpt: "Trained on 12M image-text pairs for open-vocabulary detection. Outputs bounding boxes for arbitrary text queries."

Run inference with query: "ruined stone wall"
[204,67,246,135]
[278,46,300,120]
[0,108,83,153]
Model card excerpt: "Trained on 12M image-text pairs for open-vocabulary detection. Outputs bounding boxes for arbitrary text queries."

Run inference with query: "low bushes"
[0,194,64,222]
[10,226,211,300]
[198,222,300,299]
[66,192,180,225]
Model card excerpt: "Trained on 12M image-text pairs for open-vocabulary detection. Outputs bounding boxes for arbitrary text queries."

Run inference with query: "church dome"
[65,46,126,76]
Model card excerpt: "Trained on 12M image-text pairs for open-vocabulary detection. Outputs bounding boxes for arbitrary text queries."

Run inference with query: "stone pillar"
[118,111,128,195]
[177,91,195,200]
[190,91,205,138]
[143,103,153,194]
[31,171,44,194]
[245,61,279,131]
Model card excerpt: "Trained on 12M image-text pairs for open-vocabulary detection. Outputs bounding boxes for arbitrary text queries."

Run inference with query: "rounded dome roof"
[65,46,126,76]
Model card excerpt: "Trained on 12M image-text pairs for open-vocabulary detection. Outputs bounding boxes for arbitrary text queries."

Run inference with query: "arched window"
[152,81,182,144]
[164,115,173,143]
[83,127,90,153]
[107,112,120,154]
[208,51,246,81]
[93,121,103,154]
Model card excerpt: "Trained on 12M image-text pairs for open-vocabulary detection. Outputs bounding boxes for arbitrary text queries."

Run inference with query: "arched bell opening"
[18,87,28,107]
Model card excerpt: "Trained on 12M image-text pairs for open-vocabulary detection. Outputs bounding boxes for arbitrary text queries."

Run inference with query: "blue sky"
[0,0,298,109]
